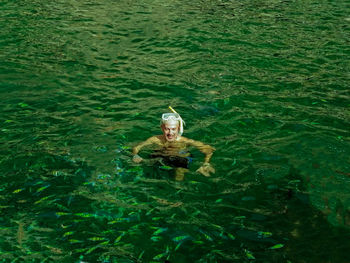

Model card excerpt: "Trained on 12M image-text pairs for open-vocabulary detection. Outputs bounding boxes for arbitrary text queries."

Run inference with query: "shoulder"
[179,136,192,143]
[154,135,163,140]
[181,137,215,150]
[138,136,162,145]
[179,136,198,145]
[152,135,165,144]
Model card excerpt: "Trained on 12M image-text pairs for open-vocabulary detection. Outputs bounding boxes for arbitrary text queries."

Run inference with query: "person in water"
[132,109,215,180]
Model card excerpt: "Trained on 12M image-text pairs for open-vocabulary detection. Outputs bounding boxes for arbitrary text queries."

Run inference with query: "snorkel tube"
[168,106,185,136]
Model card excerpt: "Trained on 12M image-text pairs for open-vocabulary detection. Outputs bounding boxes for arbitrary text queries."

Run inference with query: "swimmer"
[132,107,215,180]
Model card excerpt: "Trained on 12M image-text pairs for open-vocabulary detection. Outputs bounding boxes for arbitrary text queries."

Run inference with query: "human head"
[160,113,184,142]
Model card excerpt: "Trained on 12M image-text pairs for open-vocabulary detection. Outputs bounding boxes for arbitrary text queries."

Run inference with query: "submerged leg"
[175,168,188,181]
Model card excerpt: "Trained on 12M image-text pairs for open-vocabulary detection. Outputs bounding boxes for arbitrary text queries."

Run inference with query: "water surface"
[0,0,349,262]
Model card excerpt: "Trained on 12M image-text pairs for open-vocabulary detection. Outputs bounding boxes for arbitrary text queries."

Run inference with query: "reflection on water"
[0,0,349,262]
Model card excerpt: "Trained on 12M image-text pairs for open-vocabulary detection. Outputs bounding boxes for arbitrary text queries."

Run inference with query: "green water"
[1,0,349,262]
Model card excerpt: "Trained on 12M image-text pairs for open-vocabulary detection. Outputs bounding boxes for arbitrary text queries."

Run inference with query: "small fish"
[74,248,88,254]
[152,227,168,236]
[67,195,74,206]
[55,203,70,212]
[232,158,237,166]
[288,180,301,184]
[192,210,201,217]
[97,174,111,179]
[172,235,190,243]
[215,199,223,203]
[56,212,70,217]
[69,239,82,244]
[175,242,183,251]
[108,218,128,224]
[36,185,50,193]
[238,121,247,126]
[138,250,145,260]
[153,252,167,260]
[31,180,45,186]
[269,244,284,249]
[211,224,223,231]
[74,213,95,218]
[13,189,23,194]
[34,196,52,205]
[120,145,131,150]
[201,231,213,241]
[245,249,255,260]
[227,233,235,240]
[88,237,106,241]
[175,189,183,195]
[114,233,125,243]
[151,236,162,242]
[63,231,74,237]
[18,102,29,108]
[85,245,99,255]
[258,231,272,238]
[101,230,114,235]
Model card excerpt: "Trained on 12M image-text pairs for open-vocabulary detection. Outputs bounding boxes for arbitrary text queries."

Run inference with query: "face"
[161,120,179,142]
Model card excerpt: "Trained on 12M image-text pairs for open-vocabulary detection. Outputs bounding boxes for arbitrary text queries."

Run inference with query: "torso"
[153,135,191,157]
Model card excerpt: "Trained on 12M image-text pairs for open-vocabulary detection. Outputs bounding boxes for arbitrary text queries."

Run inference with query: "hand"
[196,163,215,177]
[132,154,143,163]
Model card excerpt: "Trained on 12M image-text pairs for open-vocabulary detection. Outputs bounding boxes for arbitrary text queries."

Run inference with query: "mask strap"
[169,106,185,136]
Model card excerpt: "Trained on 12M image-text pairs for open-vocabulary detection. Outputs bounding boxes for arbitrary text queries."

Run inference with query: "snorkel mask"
[161,107,185,136]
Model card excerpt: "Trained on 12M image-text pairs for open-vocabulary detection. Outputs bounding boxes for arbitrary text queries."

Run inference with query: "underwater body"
[0,0,349,262]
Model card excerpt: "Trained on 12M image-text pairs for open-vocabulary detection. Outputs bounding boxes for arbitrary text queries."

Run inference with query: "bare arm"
[184,138,215,176]
[132,136,160,162]
[185,138,215,163]
[133,136,160,154]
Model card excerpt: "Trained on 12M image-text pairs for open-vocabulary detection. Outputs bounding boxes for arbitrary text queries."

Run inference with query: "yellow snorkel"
[168,106,177,114]
[167,106,185,136]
